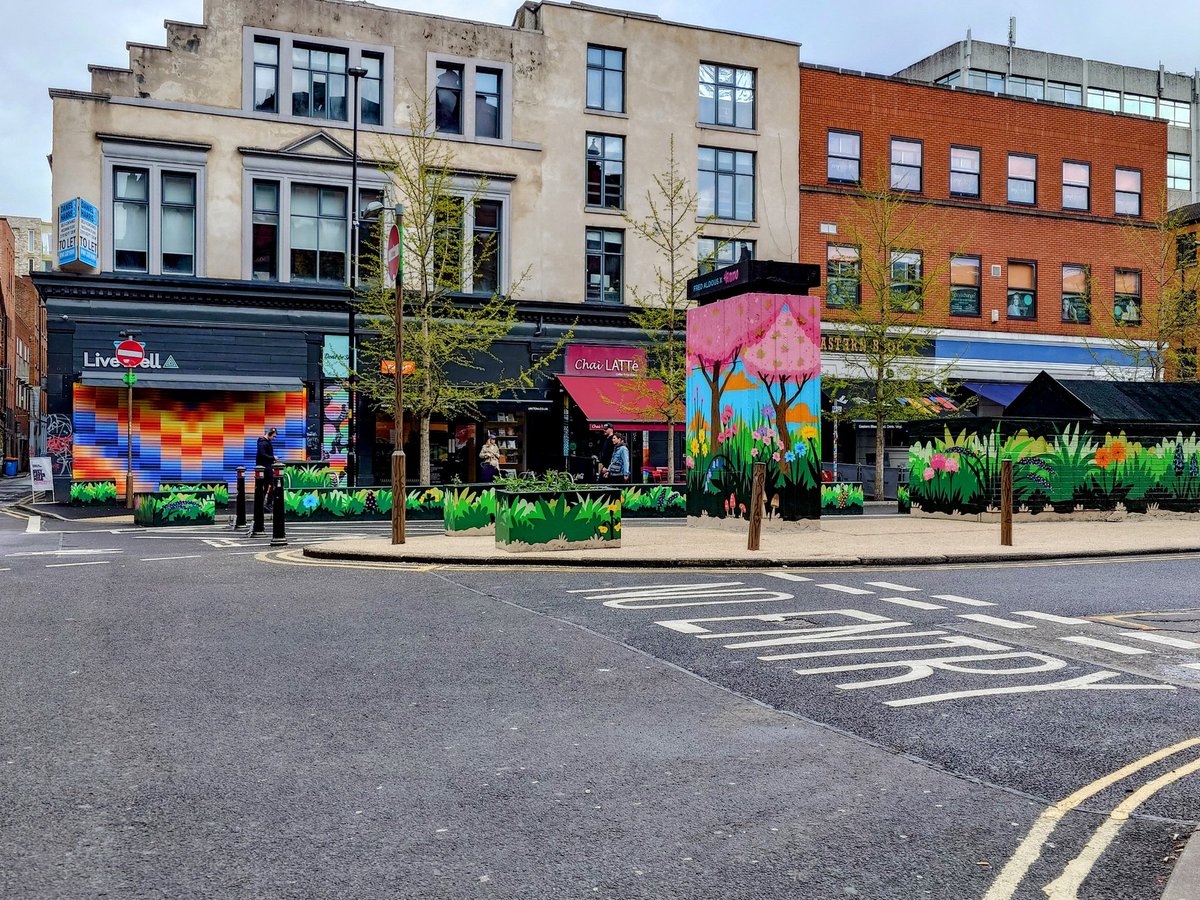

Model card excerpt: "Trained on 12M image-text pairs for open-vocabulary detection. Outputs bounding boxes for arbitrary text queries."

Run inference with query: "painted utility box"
[685,259,823,524]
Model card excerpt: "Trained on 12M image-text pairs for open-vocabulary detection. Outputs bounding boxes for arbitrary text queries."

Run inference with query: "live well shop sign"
[84,351,179,370]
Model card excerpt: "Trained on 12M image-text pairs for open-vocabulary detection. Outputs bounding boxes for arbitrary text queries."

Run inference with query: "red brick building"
[799,64,1168,392]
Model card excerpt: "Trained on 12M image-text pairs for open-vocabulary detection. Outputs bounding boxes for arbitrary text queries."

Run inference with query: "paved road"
[1,509,1197,898]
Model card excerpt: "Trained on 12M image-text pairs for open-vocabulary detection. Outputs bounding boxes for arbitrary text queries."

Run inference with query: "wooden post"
[747,461,767,551]
[1000,458,1013,546]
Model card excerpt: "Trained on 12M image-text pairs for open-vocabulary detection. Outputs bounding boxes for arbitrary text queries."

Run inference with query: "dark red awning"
[558,375,683,431]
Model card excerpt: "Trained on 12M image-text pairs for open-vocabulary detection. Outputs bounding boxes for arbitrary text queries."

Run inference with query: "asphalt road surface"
[1,509,1197,899]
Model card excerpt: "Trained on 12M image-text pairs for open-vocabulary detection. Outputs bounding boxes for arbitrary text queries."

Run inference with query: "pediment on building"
[277,130,354,159]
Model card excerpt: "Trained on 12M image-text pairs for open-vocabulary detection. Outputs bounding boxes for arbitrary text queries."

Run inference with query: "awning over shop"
[558,374,683,431]
[964,381,1025,408]
[81,372,305,393]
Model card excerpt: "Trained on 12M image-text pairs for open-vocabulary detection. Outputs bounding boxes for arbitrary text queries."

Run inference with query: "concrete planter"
[495,489,622,552]
[160,481,230,505]
[443,485,498,535]
[821,482,864,516]
[69,479,120,506]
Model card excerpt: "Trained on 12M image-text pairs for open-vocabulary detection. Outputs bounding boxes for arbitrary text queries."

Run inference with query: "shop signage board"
[57,197,99,272]
[29,457,54,493]
[381,360,415,375]
[565,345,647,377]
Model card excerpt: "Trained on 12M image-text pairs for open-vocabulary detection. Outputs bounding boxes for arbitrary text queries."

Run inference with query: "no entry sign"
[115,339,145,368]
[385,224,401,286]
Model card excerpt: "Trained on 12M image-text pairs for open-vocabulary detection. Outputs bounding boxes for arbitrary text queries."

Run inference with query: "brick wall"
[799,66,1170,339]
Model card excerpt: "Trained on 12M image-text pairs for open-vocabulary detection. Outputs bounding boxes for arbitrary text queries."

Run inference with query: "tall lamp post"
[391,206,406,545]
[346,64,368,488]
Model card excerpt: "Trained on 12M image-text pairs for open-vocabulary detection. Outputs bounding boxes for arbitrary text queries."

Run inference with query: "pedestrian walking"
[598,424,617,470]
[479,433,501,483]
[602,434,630,484]
[257,427,278,508]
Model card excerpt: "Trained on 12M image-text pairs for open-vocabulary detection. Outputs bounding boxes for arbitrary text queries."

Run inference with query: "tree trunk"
[708,364,723,451]
[419,415,431,485]
[874,411,886,500]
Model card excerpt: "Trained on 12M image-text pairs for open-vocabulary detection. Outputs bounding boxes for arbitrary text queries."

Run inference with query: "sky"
[4,0,1200,219]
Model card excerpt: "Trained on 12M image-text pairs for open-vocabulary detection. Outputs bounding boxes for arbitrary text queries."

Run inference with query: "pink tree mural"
[686,295,782,450]
[740,297,821,462]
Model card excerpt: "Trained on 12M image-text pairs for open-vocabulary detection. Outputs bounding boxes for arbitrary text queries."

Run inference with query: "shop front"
[556,344,684,482]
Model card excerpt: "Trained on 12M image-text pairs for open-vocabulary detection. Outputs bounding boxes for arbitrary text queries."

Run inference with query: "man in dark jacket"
[256,428,278,507]
[598,424,617,469]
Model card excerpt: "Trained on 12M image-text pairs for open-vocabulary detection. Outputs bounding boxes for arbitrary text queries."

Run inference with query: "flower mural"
[685,293,823,523]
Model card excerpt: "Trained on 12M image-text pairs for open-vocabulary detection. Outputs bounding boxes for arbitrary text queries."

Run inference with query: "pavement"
[304,514,1200,568]
[0,475,32,506]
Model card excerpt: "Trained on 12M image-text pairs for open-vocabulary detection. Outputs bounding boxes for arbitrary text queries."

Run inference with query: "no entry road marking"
[931,594,996,607]
[1117,630,1200,650]
[1060,636,1152,656]
[864,581,921,592]
[879,597,945,611]
[957,614,1037,630]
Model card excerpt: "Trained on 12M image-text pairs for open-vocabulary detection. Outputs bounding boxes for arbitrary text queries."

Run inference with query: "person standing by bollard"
[256,427,278,510]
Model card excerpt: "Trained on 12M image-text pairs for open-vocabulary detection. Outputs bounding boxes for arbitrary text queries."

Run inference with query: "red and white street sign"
[385,224,401,287]
[115,339,146,368]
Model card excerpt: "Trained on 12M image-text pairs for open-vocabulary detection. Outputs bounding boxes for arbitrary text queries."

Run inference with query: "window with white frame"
[890,138,922,192]
[827,130,860,184]
[1160,98,1191,128]
[825,244,860,309]
[1169,153,1191,191]
[697,237,754,274]
[243,30,391,127]
[103,140,207,276]
[427,55,512,142]
[1122,93,1156,117]
[1007,75,1043,100]
[698,147,755,221]
[1046,80,1082,105]
[889,250,923,312]
[289,184,347,284]
[1086,87,1120,111]
[967,69,1004,92]
[1115,167,1142,216]
[950,146,980,198]
[1062,160,1090,211]
[1008,153,1037,205]
[698,63,755,129]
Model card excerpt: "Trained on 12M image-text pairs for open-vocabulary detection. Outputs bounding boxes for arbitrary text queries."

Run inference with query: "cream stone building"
[35,0,801,488]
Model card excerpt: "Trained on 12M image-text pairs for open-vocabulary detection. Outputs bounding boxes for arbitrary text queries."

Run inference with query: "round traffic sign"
[115,339,145,368]
[386,225,401,282]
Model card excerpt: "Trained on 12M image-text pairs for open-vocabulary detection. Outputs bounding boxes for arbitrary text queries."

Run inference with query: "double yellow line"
[985,737,1200,899]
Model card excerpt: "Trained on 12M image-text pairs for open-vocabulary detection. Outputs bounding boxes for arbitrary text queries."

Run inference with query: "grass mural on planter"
[70,480,119,506]
[821,482,864,516]
[160,482,230,505]
[281,464,342,489]
[443,486,498,534]
[908,421,1200,516]
[493,474,622,552]
[686,293,822,524]
[284,488,394,520]
[133,491,216,526]
[897,485,911,514]
[621,484,686,518]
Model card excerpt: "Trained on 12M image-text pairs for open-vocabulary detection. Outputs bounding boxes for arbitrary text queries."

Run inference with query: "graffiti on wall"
[685,293,822,522]
[46,414,74,476]
[322,386,349,475]
[71,385,305,491]
[909,423,1200,515]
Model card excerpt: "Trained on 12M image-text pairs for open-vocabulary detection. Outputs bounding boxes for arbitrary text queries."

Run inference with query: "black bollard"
[235,466,247,530]
[252,465,266,535]
[270,465,287,547]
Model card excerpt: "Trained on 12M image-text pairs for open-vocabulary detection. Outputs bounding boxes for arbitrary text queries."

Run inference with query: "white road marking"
[762,572,813,582]
[957,614,1037,630]
[655,609,889,637]
[24,516,41,534]
[46,561,111,568]
[879,596,945,611]
[0,567,10,572]
[1181,663,1200,671]
[1012,611,1092,625]
[7,549,122,557]
[931,594,996,607]
[140,555,204,562]
[1059,636,1152,656]
[864,581,921,592]
[1117,630,1200,650]
[816,584,874,595]
[888,670,1173,708]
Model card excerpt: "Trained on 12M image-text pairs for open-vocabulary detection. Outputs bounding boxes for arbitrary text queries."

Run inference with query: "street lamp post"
[391,206,406,545]
[346,64,368,488]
